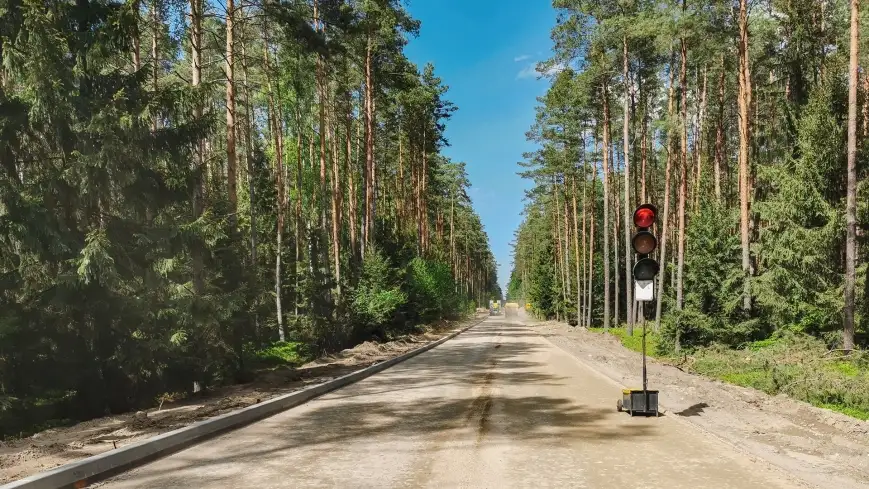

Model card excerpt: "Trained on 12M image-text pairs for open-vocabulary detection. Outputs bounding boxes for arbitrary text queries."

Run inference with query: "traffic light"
[632,204,659,300]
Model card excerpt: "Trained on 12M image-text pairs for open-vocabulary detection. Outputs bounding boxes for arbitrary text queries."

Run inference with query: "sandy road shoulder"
[534,321,869,489]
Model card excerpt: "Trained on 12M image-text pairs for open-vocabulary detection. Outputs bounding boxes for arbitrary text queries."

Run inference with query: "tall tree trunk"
[572,173,582,325]
[329,106,342,297]
[714,57,726,201]
[398,121,405,225]
[316,4,328,247]
[363,33,375,255]
[151,0,159,132]
[295,127,303,320]
[655,56,676,332]
[580,156,589,326]
[587,153,598,328]
[564,198,573,299]
[132,0,141,71]
[694,66,708,209]
[602,89,612,331]
[264,21,285,340]
[844,0,859,352]
[676,35,688,314]
[862,73,869,139]
[225,0,237,227]
[612,151,621,327]
[554,179,567,309]
[422,136,429,254]
[190,0,204,295]
[241,32,258,339]
[738,0,753,312]
[623,35,634,333]
[641,111,648,204]
[346,104,358,257]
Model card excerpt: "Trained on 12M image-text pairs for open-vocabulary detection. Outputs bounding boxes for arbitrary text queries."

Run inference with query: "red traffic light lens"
[633,204,657,228]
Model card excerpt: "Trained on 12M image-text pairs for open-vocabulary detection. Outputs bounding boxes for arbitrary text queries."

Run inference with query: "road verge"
[2,317,486,489]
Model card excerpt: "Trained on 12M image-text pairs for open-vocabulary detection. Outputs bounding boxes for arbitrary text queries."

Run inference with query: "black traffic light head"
[631,204,660,281]
[633,257,660,281]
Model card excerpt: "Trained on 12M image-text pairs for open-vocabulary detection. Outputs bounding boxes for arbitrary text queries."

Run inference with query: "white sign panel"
[635,279,654,302]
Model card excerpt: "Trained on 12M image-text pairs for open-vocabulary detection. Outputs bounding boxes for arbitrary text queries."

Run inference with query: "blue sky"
[404,0,556,294]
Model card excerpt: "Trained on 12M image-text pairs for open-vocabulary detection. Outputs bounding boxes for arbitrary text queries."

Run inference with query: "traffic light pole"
[617,204,660,417]
[642,304,648,392]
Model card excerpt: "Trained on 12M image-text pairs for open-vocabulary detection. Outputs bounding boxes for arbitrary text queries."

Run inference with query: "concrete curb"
[3,317,487,489]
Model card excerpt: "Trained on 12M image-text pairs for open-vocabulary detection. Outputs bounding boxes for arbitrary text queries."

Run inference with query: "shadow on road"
[107,321,657,487]
[675,403,709,417]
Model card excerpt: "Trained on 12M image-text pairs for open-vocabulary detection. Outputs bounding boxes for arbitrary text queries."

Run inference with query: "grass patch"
[588,326,660,355]
[585,326,869,422]
[251,341,312,367]
[817,403,869,420]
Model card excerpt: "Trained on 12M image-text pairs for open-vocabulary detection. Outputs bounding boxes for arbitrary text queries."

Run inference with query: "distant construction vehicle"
[505,302,519,317]
[488,300,502,316]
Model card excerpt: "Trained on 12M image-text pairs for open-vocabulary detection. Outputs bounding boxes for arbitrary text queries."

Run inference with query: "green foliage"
[406,257,460,321]
[0,0,498,438]
[754,79,845,336]
[589,326,660,355]
[351,249,407,334]
[251,341,310,367]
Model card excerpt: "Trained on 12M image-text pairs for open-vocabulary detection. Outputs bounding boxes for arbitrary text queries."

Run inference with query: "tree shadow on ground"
[104,322,657,488]
[675,403,708,417]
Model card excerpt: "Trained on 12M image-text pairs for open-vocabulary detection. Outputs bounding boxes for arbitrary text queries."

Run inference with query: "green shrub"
[251,341,310,367]
[405,257,460,321]
[351,249,407,336]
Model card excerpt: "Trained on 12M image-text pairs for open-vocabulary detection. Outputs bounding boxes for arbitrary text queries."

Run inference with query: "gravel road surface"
[99,317,806,489]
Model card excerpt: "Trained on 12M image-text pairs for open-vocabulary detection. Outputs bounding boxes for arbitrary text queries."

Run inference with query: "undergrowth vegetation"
[589,327,869,421]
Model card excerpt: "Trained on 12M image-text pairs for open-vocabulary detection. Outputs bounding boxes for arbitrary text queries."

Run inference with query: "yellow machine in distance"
[488,300,502,316]
[505,302,519,317]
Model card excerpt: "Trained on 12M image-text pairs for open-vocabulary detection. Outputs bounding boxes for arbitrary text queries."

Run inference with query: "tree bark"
[641,111,648,204]
[623,35,634,333]
[133,0,141,71]
[554,178,567,310]
[694,66,708,209]
[655,55,676,332]
[225,0,237,227]
[602,88,612,331]
[151,0,159,132]
[612,151,621,327]
[263,20,285,340]
[363,33,375,255]
[738,0,753,312]
[346,103,358,257]
[329,104,342,297]
[190,0,204,295]
[572,173,582,326]
[714,56,725,201]
[844,0,859,352]
[587,151,598,328]
[676,35,688,313]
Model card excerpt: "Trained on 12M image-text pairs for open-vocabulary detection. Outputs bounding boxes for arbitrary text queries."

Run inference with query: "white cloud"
[514,54,531,62]
[516,63,538,79]
[543,62,566,77]
[516,61,565,80]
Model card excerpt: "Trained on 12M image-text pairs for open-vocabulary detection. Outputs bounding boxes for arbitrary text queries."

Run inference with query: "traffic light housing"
[632,204,660,297]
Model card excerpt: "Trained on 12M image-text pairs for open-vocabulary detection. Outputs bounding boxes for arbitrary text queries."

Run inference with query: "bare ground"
[535,320,869,489]
[0,314,486,484]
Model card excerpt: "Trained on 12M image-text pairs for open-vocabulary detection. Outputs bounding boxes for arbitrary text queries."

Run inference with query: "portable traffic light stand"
[616,204,661,417]
[616,307,659,417]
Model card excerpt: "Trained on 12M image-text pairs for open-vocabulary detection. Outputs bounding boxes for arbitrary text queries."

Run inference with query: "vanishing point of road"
[100,318,804,489]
